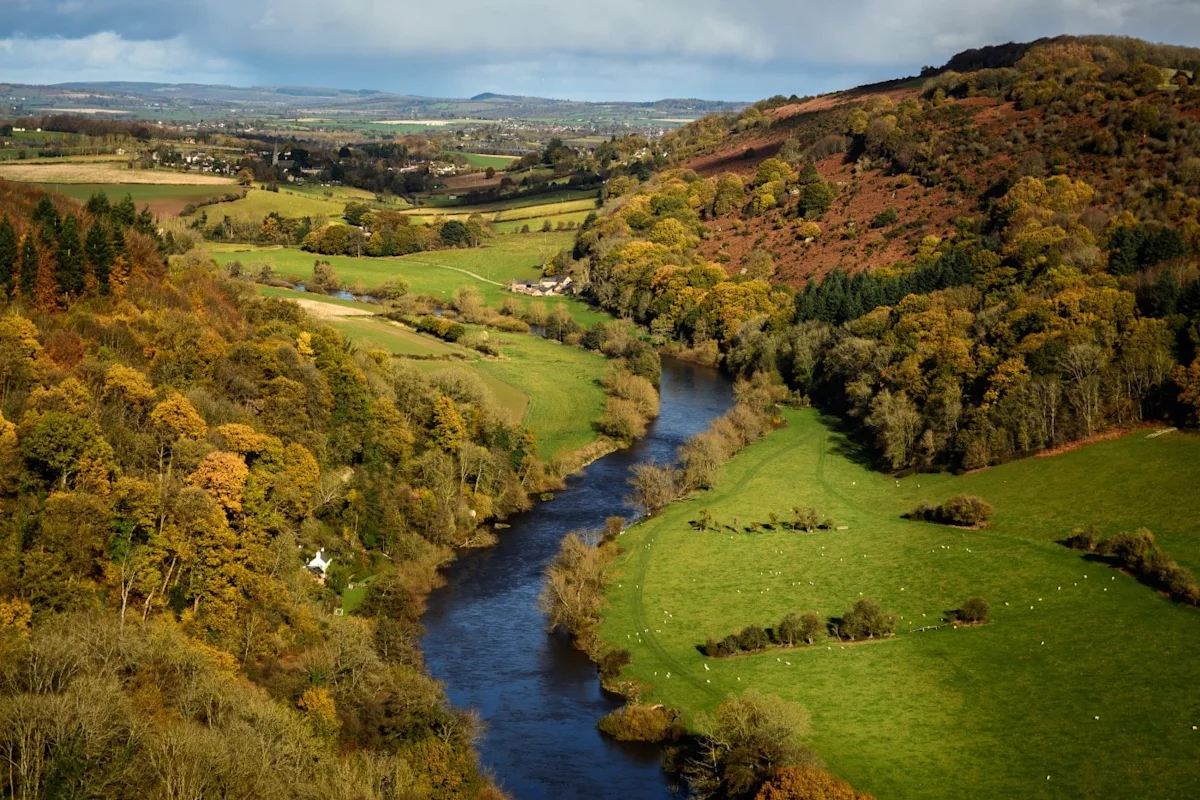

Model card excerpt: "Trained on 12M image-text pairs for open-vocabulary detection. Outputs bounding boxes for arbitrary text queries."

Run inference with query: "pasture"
[191,187,352,222]
[202,232,608,326]
[445,152,520,169]
[600,409,1200,799]
[402,198,598,228]
[40,183,234,216]
[0,162,233,185]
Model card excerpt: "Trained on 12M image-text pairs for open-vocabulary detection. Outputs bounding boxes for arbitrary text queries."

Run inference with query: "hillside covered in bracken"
[568,35,1200,474]
[629,34,1200,288]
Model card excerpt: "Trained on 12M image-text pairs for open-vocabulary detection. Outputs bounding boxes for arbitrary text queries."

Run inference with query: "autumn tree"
[686,691,813,799]
[431,395,466,452]
[149,392,208,475]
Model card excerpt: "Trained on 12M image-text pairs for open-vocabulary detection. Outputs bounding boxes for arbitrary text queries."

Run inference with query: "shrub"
[909,495,993,526]
[737,624,769,652]
[597,648,632,683]
[838,598,897,640]
[957,597,990,623]
[598,704,685,743]
[1098,528,1157,572]
[871,207,899,228]
[706,633,741,657]
[598,397,647,441]
[798,221,822,239]
[1064,526,1100,551]
[1087,528,1199,606]
[443,323,467,343]
[800,182,837,218]
[939,494,994,526]
[756,764,874,800]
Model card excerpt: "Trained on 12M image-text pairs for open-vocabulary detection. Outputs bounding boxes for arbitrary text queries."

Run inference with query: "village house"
[306,549,333,584]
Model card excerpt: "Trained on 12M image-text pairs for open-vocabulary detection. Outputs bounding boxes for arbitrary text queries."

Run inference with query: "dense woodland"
[0,178,613,797]
[567,38,1200,472]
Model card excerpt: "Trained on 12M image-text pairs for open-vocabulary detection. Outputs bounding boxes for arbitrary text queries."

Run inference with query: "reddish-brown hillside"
[665,46,1200,289]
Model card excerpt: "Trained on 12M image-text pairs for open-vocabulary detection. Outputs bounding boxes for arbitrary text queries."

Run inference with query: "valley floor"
[600,408,1200,798]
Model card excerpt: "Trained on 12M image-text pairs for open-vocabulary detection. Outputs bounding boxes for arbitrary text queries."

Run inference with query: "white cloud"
[2,1,1200,97]
[0,32,243,84]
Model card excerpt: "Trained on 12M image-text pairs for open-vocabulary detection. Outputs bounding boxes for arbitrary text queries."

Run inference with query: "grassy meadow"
[444,152,520,169]
[202,232,608,326]
[40,182,234,216]
[0,162,233,185]
[599,409,1200,799]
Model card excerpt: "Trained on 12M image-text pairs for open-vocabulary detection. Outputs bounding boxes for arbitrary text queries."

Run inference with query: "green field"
[194,187,353,222]
[443,152,521,169]
[404,198,598,228]
[491,210,592,234]
[412,188,598,211]
[39,182,232,212]
[255,287,609,459]
[600,409,1200,799]
[203,232,608,327]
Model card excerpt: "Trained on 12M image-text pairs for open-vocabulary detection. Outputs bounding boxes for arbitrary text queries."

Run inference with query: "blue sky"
[2,0,1199,101]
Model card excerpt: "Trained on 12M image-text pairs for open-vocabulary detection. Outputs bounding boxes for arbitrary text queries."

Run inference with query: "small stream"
[421,357,735,799]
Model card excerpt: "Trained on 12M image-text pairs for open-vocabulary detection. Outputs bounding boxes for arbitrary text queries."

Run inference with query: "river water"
[422,357,735,799]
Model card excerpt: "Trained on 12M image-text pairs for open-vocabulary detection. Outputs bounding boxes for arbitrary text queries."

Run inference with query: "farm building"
[509,275,573,297]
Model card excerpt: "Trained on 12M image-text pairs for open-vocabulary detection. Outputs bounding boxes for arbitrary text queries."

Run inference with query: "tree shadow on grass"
[817,413,876,470]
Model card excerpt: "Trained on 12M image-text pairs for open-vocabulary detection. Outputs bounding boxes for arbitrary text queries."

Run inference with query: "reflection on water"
[422,357,734,799]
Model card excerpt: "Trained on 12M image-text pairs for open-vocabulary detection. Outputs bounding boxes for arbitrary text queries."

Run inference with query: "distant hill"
[1,82,745,126]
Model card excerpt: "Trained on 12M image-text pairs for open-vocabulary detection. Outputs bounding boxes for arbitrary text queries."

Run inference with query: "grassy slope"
[256,288,607,458]
[38,183,230,204]
[600,409,1200,799]
[203,232,607,326]
[197,187,351,222]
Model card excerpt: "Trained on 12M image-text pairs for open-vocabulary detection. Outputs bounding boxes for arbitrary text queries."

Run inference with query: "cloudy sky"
[2,0,1200,100]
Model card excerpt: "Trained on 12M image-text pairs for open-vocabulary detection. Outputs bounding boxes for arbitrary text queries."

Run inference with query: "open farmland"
[40,182,235,216]
[600,409,1200,799]
[403,198,598,228]
[0,162,234,185]
[201,231,608,326]
[445,152,521,169]
[191,187,353,222]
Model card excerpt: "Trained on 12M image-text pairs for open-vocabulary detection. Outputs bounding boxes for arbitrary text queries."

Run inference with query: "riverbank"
[421,357,735,798]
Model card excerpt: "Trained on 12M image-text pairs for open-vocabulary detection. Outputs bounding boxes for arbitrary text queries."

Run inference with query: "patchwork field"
[202,232,608,326]
[600,409,1200,799]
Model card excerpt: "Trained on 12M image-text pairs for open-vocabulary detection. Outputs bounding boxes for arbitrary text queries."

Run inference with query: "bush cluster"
[835,598,897,640]
[598,704,686,743]
[1092,528,1200,604]
[956,596,990,623]
[705,611,826,657]
[908,494,994,526]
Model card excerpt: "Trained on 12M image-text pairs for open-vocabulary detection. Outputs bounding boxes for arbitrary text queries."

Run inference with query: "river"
[422,356,735,799]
